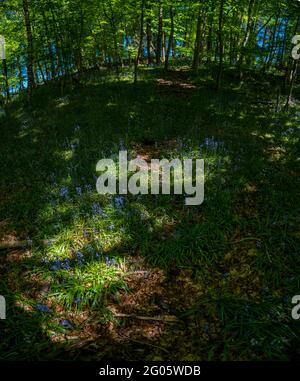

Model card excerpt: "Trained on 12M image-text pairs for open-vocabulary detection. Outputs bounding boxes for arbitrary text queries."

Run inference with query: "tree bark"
[146,17,152,65]
[134,0,145,84]
[192,3,205,73]
[165,6,174,71]
[216,0,224,91]
[2,58,9,101]
[156,4,163,64]
[238,0,256,79]
[22,0,35,97]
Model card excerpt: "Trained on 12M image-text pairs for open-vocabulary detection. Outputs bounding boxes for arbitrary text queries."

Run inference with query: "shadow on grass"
[0,67,300,360]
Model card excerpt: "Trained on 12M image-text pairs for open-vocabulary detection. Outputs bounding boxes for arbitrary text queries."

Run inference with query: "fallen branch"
[112,312,178,323]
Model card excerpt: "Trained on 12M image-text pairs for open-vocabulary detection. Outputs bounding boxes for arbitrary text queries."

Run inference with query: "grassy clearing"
[0,67,300,360]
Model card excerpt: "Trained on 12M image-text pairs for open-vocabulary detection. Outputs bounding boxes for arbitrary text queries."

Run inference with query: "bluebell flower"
[105,257,116,267]
[282,296,289,307]
[85,184,92,193]
[60,319,72,329]
[114,196,125,208]
[76,251,84,265]
[60,186,69,198]
[111,258,116,267]
[61,259,71,270]
[37,303,50,313]
[95,252,101,259]
[92,203,107,217]
[108,224,115,231]
[76,186,82,196]
[50,258,61,271]
[74,298,81,305]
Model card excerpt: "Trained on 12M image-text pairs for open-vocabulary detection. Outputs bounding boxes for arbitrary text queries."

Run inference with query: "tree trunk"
[2,58,9,101]
[146,17,152,65]
[265,11,280,72]
[156,4,163,64]
[17,57,24,91]
[165,7,174,71]
[216,0,224,91]
[134,0,145,84]
[22,0,35,97]
[41,10,56,80]
[284,60,298,111]
[192,5,203,73]
[238,0,256,79]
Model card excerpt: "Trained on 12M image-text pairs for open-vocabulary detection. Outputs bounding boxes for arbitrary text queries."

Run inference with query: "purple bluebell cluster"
[282,296,289,307]
[76,251,84,265]
[114,196,125,208]
[50,257,72,271]
[76,186,82,196]
[105,256,117,267]
[60,319,73,329]
[85,184,93,193]
[92,203,107,217]
[60,186,69,198]
[95,252,102,259]
[37,303,50,313]
[60,258,71,270]
[203,137,224,150]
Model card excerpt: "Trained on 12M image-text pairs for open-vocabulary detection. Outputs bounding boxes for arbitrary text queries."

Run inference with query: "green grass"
[0,66,300,360]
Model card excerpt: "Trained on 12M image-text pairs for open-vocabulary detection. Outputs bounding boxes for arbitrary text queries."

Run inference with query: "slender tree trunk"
[146,17,152,65]
[2,58,9,101]
[285,15,300,88]
[41,10,56,80]
[162,32,166,62]
[284,15,300,108]
[238,0,256,80]
[206,5,214,64]
[165,6,174,71]
[17,57,24,91]
[156,4,163,64]
[192,5,203,73]
[216,0,224,91]
[284,60,298,111]
[265,12,280,71]
[22,0,35,97]
[134,0,145,84]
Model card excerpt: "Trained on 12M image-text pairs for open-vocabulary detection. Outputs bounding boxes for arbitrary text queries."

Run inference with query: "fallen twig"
[112,312,178,323]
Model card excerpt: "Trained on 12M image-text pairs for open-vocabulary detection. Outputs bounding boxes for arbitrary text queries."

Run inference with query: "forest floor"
[0,66,300,360]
